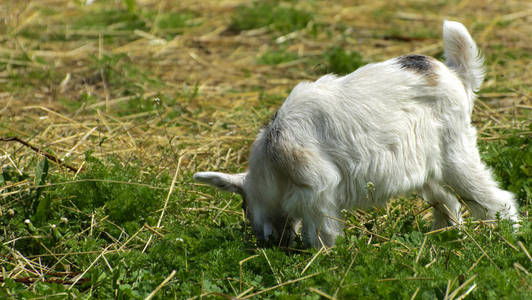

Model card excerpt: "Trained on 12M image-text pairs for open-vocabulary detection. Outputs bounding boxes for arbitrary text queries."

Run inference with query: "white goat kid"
[194,21,520,248]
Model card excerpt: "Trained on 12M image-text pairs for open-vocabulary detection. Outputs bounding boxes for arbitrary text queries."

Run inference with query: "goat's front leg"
[301,213,342,248]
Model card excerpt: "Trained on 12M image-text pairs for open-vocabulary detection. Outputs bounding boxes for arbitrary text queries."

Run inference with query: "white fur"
[194,21,520,248]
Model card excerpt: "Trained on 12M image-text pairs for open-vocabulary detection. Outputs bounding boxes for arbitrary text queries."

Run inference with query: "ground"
[0,0,531,299]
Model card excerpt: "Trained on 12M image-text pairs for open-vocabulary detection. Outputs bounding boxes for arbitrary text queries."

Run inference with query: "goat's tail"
[442,20,485,93]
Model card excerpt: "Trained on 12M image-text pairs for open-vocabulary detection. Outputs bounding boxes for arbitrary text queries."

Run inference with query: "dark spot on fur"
[398,54,431,71]
[271,111,279,122]
[397,54,438,86]
[264,111,281,155]
[264,120,282,162]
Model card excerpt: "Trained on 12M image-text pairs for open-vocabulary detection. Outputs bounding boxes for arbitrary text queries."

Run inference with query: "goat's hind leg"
[443,134,519,226]
[422,182,463,230]
[447,166,519,226]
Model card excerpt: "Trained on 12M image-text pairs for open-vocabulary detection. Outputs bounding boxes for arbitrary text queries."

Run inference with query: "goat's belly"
[338,143,435,209]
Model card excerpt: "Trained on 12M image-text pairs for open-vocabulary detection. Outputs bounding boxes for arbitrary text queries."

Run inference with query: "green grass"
[258,47,366,75]
[18,7,195,42]
[230,1,313,34]
[1,136,531,298]
[481,132,532,206]
[90,53,163,97]
[2,0,531,298]
[258,49,300,65]
[72,10,148,31]
[321,47,366,75]
[156,12,196,30]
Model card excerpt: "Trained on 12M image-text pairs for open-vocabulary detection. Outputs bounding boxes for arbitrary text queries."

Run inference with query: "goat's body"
[258,57,453,209]
[195,21,519,248]
[248,57,466,246]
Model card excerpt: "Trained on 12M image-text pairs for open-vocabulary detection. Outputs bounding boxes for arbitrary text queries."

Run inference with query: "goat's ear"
[193,171,246,194]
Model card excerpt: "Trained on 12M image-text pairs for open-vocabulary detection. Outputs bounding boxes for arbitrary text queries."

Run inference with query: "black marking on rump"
[397,54,438,86]
[398,54,432,71]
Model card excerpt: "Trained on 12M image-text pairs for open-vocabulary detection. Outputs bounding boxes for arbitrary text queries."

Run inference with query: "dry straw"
[0,0,530,296]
